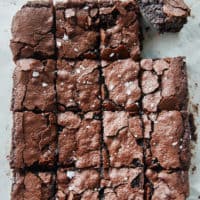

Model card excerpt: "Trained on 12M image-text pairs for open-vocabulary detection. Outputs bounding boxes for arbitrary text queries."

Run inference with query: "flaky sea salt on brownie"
[12,59,56,112]
[57,112,101,168]
[10,1,55,61]
[141,57,188,112]
[10,112,56,169]
[56,168,100,199]
[137,0,190,32]
[103,111,143,168]
[145,169,189,200]
[102,59,141,111]
[101,168,144,200]
[57,59,101,112]
[99,0,141,61]
[144,111,191,170]
[55,0,100,59]
[11,171,55,200]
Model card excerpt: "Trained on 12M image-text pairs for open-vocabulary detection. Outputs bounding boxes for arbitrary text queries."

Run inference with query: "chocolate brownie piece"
[58,112,101,168]
[101,168,144,200]
[11,171,55,200]
[141,57,188,112]
[102,59,141,111]
[10,1,55,61]
[56,168,100,199]
[57,59,101,112]
[56,0,99,59]
[137,0,190,32]
[103,111,143,168]
[143,111,191,170]
[145,169,189,200]
[11,112,56,169]
[12,59,56,112]
[99,0,141,60]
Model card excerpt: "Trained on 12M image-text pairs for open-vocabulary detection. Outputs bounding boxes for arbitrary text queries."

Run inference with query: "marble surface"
[0,0,199,199]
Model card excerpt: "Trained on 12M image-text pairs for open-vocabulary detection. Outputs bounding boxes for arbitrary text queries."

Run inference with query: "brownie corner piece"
[57,112,101,168]
[10,1,55,61]
[145,169,189,200]
[99,0,141,61]
[12,59,56,112]
[56,168,100,199]
[11,111,56,169]
[11,171,55,200]
[138,0,190,32]
[55,0,100,59]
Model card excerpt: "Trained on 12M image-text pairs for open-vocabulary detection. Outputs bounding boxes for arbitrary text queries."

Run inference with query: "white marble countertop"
[0,0,199,199]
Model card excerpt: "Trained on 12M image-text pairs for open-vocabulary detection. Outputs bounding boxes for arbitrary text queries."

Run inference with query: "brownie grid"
[10,0,191,200]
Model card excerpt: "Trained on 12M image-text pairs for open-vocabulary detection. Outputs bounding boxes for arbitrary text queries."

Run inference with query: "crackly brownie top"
[103,111,143,168]
[57,112,101,168]
[101,168,144,200]
[56,168,100,199]
[146,169,189,200]
[11,172,55,200]
[12,59,56,112]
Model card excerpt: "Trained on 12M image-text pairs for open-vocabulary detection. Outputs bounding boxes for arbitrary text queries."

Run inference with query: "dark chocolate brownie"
[102,59,141,111]
[55,0,100,59]
[144,111,191,170]
[103,111,143,168]
[56,168,100,199]
[56,59,101,112]
[145,169,189,200]
[101,168,144,200]
[137,0,190,32]
[11,112,56,169]
[12,59,56,112]
[10,1,55,61]
[99,0,141,60]
[57,112,101,168]
[141,57,188,112]
[11,171,55,200]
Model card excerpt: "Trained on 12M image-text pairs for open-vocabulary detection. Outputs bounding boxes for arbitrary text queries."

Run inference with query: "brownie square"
[102,59,141,111]
[56,0,100,59]
[58,112,101,168]
[10,1,55,61]
[12,59,56,112]
[137,0,190,32]
[141,57,188,112]
[103,111,143,168]
[11,171,55,200]
[56,168,100,199]
[99,0,141,60]
[11,112,56,169]
[144,111,191,170]
[101,168,144,200]
[57,59,101,112]
[145,169,189,200]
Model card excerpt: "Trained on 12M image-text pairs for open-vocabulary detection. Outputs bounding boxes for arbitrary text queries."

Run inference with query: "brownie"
[144,111,191,170]
[103,111,143,168]
[102,59,141,111]
[137,0,190,32]
[101,168,144,200]
[141,57,188,112]
[11,171,55,200]
[56,168,100,199]
[12,59,56,112]
[58,112,101,168]
[145,169,189,200]
[11,112,56,169]
[57,59,101,112]
[10,1,55,61]
[99,0,141,60]
[56,0,99,59]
